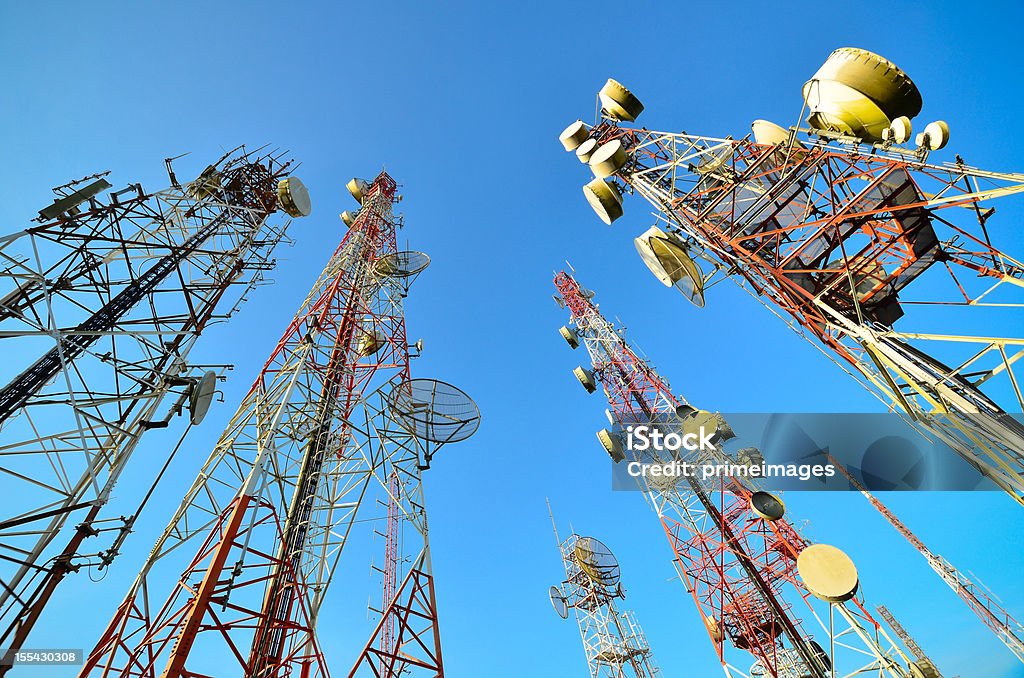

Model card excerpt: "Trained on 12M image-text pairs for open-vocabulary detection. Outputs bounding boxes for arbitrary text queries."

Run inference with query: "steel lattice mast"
[559,50,1024,506]
[828,453,1024,663]
[79,171,480,678]
[554,270,924,678]
[875,607,941,678]
[0,146,310,671]
[548,506,661,678]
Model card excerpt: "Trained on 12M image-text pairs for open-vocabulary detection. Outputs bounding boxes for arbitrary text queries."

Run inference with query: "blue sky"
[3,1,1024,676]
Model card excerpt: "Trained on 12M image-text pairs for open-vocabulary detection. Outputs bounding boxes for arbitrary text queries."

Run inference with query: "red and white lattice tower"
[0,146,310,672]
[828,452,1024,664]
[555,270,925,678]
[559,48,1024,505]
[79,171,480,678]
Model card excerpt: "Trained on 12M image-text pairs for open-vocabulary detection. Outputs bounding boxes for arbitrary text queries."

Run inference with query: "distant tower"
[555,270,925,678]
[558,48,1024,506]
[80,171,480,677]
[0,146,310,670]
[548,505,660,678]
[875,606,942,678]
[829,452,1024,664]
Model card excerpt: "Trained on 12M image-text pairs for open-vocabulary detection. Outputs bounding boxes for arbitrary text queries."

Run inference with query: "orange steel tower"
[79,171,479,678]
[828,452,1024,664]
[558,48,1024,505]
[0,147,310,673]
[555,270,928,678]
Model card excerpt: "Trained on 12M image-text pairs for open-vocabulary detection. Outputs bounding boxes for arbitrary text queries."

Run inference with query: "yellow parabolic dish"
[583,178,623,225]
[802,47,923,143]
[598,78,644,122]
[751,120,791,145]
[559,120,589,151]
[576,138,599,164]
[797,543,859,603]
[277,177,312,217]
[634,227,705,306]
[589,139,628,179]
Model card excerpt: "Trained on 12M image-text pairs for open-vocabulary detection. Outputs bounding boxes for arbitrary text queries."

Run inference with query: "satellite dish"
[340,210,359,226]
[576,138,599,164]
[750,491,786,521]
[597,429,625,462]
[751,120,792,146]
[797,544,859,603]
[559,325,580,349]
[704,616,724,643]
[549,585,569,619]
[598,79,644,122]
[346,177,371,204]
[356,329,387,357]
[572,366,597,393]
[374,251,431,278]
[414,338,424,354]
[886,116,913,144]
[909,660,941,678]
[188,371,218,426]
[735,447,765,468]
[589,139,629,179]
[582,178,624,225]
[276,177,312,217]
[634,226,705,307]
[559,120,589,152]
[574,536,621,589]
[917,120,950,151]
[802,47,922,143]
[675,404,697,419]
[387,378,481,445]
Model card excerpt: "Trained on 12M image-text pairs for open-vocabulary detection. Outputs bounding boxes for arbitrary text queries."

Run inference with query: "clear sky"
[2,1,1024,676]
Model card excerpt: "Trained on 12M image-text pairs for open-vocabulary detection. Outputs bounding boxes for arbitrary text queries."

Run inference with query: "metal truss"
[570,114,1024,505]
[0,146,304,670]
[550,524,661,678]
[830,453,1024,663]
[79,172,468,678]
[555,271,917,678]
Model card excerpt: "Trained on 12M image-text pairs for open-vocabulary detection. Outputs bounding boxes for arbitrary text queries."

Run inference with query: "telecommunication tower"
[0,146,310,671]
[875,607,941,678]
[548,505,660,678]
[79,171,480,678]
[828,452,1024,663]
[558,48,1024,505]
[555,269,931,678]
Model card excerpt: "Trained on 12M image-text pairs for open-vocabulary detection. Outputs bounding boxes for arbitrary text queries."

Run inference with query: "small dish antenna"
[750,491,786,521]
[188,371,218,426]
[549,585,569,619]
[634,226,705,307]
[276,177,312,218]
[583,178,623,225]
